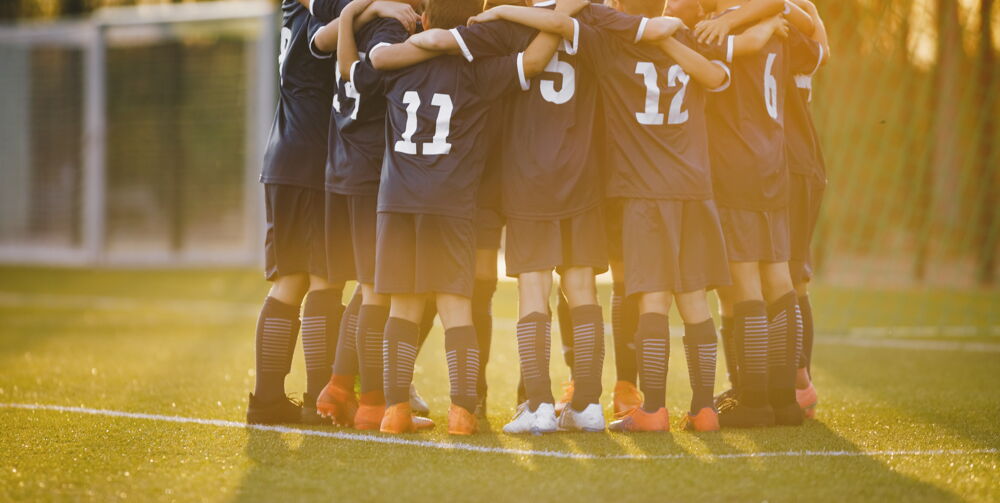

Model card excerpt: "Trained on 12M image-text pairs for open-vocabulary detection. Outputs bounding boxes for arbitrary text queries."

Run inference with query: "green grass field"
[1,267,998,502]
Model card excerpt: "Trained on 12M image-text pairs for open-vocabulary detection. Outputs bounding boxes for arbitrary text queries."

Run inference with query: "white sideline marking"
[2,403,997,461]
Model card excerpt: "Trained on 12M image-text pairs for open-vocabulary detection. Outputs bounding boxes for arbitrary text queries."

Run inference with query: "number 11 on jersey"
[394,91,454,155]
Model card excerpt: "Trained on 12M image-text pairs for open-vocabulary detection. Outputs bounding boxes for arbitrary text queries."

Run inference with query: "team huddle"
[246,0,830,435]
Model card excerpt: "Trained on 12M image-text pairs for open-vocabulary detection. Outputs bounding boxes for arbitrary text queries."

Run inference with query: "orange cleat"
[354,391,386,431]
[681,407,720,432]
[608,406,670,432]
[612,381,644,416]
[555,380,574,416]
[796,383,818,419]
[379,403,435,434]
[448,405,478,435]
[316,375,357,427]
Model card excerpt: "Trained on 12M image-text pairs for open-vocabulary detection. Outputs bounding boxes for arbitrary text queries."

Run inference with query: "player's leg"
[606,199,641,415]
[436,292,480,435]
[715,284,739,398]
[794,279,817,417]
[318,284,361,425]
[558,265,606,433]
[761,261,804,426]
[553,287,575,415]
[471,247,499,418]
[380,292,434,433]
[676,290,722,432]
[610,290,671,432]
[789,173,822,418]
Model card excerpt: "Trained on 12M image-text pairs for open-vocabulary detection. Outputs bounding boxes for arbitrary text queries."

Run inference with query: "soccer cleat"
[713,388,738,410]
[410,383,430,417]
[354,391,386,431]
[796,383,818,419]
[609,407,670,432]
[680,407,720,432]
[772,402,804,426]
[246,393,302,425]
[379,403,435,434]
[502,402,557,435]
[316,376,358,427]
[300,392,326,425]
[717,400,775,428]
[612,380,644,416]
[557,403,606,432]
[555,380,574,416]
[448,405,479,435]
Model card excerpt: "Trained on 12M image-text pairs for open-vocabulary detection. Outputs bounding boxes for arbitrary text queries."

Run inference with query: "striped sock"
[611,283,638,384]
[767,292,800,407]
[636,313,669,412]
[556,292,574,372]
[516,312,553,410]
[445,326,480,413]
[301,288,344,398]
[683,319,718,414]
[357,304,389,403]
[471,279,496,398]
[331,288,361,376]
[418,299,437,349]
[720,315,739,389]
[383,317,419,407]
[253,297,300,402]
[734,300,769,407]
[799,295,814,372]
[570,304,605,411]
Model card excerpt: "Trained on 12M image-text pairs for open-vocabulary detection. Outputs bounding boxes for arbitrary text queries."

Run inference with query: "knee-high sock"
[767,292,800,407]
[636,313,669,412]
[445,325,480,413]
[301,288,344,398]
[611,282,638,384]
[383,317,420,407]
[720,315,739,389]
[331,288,361,377]
[569,304,605,410]
[556,292,574,373]
[471,279,496,398]
[683,319,718,414]
[254,297,301,401]
[517,311,553,410]
[417,299,437,350]
[798,295,814,373]
[734,300,769,407]
[357,304,389,403]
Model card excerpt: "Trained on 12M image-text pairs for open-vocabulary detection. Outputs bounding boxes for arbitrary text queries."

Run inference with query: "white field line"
[2,402,998,461]
[1,291,998,352]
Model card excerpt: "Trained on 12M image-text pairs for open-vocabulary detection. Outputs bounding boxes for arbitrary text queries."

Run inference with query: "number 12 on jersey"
[394,91,454,155]
[635,62,690,126]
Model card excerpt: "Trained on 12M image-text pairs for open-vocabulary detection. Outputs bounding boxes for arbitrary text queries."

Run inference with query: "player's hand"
[693,15,732,45]
[659,16,686,38]
[555,0,588,16]
[408,28,450,50]
[345,0,376,16]
[767,15,789,38]
[468,6,506,26]
[370,1,420,33]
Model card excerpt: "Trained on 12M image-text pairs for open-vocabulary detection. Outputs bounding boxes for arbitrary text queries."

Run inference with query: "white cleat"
[557,403,606,432]
[503,402,558,435]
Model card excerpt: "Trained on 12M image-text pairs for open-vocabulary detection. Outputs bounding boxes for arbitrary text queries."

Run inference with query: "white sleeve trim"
[309,29,332,59]
[634,17,649,43]
[308,0,316,15]
[707,60,731,93]
[450,28,474,62]
[805,44,824,77]
[349,60,360,83]
[368,42,392,60]
[726,34,734,63]
[783,2,791,14]
[516,52,530,91]
[562,18,580,55]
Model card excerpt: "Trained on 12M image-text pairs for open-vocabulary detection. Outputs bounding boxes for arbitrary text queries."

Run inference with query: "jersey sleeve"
[309,0,343,23]
[584,4,645,44]
[675,29,731,92]
[307,16,333,59]
[352,46,388,95]
[471,54,526,101]
[786,27,823,76]
[362,18,410,52]
[452,20,536,61]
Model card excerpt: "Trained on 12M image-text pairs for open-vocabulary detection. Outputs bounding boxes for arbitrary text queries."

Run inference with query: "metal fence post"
[82,24,106,265]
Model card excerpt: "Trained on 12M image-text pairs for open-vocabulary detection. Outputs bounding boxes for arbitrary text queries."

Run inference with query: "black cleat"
[718,400,775,428]
[246,393,302,425]
[772,401,804,426]
[713,388,739,410]
[300,392,327,425]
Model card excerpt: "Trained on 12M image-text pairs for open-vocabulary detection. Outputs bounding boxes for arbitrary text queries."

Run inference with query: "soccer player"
[699,0,821,428]
[340,0,585,434]
[246,0,350,425]
[402,0,687,435]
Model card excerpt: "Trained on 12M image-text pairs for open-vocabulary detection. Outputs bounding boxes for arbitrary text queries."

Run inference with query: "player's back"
[785,60,825,181]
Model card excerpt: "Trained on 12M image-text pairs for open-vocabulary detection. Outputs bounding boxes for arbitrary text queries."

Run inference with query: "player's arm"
[728,15,788,59]
[693,0,783,45]
[657,37,728,90]
[635,16,685,43]
[788,0,829,61]
[782,1,815,37]
[467,5,578,41]
[338,0,376,79]
[313,1,419,53]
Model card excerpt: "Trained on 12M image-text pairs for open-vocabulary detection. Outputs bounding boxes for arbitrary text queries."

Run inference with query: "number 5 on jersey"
[394,91,454,155]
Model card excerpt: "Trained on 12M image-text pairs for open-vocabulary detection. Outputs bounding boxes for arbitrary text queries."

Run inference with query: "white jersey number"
[540,51,575,105]
[763,52,779,120]
[393,91,454,155]
[333,61,362,120]
[634,62,690,126]
[278,27,292,84]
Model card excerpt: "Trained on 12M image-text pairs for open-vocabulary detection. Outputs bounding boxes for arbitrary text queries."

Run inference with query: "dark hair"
[617,0,665,17]
[425,0,484,29]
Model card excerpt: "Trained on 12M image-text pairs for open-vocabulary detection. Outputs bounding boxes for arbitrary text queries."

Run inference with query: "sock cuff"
[570,304,603,322]
[385,317,419,343]
[733,299,766,318]
[683,318,717,344]
[262,296,300,319]
[519,311,550,324]
[637,312,669,336]
[304,288,343,308]
[766,291,798,317]
[444,325,477,349]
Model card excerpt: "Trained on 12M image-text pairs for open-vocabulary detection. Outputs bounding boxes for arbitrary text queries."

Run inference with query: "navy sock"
[357,304,389,395]
[445,325,480,413]
[683,319,718,414]
[253,297,300,402]
[516,311,553,410]
[383,317,419,406]
[767,292,799,407]
[799,295,814,372]
[636,313,669,412]
[471,279,496,398]
[720,315,739,389]
[569,304,604,411]
[611,283,638,384]
[331,288,361,376]
[734,300,768,407]
[301,288,343,398]
[418,299,437,349]
[556,292,574,372]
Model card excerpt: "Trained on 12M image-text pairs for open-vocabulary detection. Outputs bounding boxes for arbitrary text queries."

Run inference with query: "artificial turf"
[0,267,997,502]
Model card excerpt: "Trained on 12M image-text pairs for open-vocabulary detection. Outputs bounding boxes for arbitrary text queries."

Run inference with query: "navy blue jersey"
[326,18,410,195]
[595,29,728,200]
[454,2,645,219]
[477,104,506,211]
[705,15,821,211]
[353,52,526,217]
[260,0,335,190]
[309,0,347,23]
[785,43,825,181]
